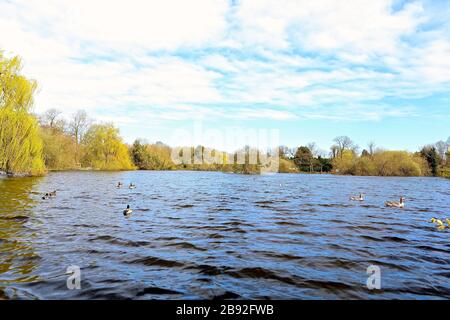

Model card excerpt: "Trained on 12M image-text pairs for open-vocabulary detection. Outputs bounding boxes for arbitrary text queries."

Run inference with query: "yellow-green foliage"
[333,150,426,176]
[372,151,422,176]
[332,150,357,175]
[279,158,299,173]
[440,167,450,178]
[40,127,79,170]
[145,144,176,170]
[353,156,376,176]
[82,124,134,170]
[0,53,37,112]
[0,53,45,176]
[0,109,45,175]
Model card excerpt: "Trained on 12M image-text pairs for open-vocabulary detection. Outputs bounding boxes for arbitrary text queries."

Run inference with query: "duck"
[49,190,57,197]
[446,219,450,227]
[349,194,364,201]
[116,182,123,189]
[123,205,133,216]
[129,183,136,190]
[42,193,50,200]
[385,197,405,208]
[437,224,446,231]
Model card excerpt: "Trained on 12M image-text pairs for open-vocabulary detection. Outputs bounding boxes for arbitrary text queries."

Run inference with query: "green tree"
[0,52,45,176]
[82,123,134,170]
[294,146,313,172]
[332,149,357,174]
[373,151,422,176]
[131,139,147,169]
[420,146,440,176]
[316,156,333,173]
[40,126,78,170]
[353,156,376,175]
[333,136,356,158]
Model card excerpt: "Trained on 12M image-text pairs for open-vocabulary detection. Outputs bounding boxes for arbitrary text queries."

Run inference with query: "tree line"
[1,52,449,177]
[273,136,449,177]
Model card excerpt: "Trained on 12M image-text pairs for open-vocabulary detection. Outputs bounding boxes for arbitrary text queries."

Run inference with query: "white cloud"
[1,0,450,130]
[234,0,425,55]
[1,0,229,51]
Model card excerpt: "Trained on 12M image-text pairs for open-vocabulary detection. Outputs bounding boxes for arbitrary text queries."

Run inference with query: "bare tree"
[69,110,90,144]
[316,148,328,158]
[42,108,62,129]
[307,142,318,157]
[278,145,289,159]
[333,136,355,158]
[435,140,447,163]
[368,141,376,156]
[306,142,320,172]
[330,145,338,159]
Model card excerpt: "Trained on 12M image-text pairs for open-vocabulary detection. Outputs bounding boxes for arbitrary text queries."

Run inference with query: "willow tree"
[82,123,134,170]
[0,52,45,175]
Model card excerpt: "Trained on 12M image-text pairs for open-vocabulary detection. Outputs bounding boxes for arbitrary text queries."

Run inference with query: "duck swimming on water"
[42,190,56,200]
[350,194,364,201]
[385,197,405,208]
[123,205,133,216]
[129,183,136,189]
[116,182,123,189]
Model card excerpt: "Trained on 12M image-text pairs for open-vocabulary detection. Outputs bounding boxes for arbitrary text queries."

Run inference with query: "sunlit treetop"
[0,52,37,112]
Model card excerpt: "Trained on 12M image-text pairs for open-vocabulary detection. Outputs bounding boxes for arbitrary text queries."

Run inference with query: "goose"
[385,197,405,208]
[123,205,133,216]
[350,194,364,201]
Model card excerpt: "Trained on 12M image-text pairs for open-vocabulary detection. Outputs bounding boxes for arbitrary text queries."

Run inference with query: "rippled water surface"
[1,171,449,299]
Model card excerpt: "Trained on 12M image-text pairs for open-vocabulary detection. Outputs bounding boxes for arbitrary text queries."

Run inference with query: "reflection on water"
[0,171,450,299]
[0,176,42,299]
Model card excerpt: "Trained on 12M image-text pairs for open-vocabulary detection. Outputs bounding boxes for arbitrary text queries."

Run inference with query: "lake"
[0,171,449,299]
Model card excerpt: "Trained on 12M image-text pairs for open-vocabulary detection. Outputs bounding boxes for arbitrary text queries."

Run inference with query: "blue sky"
[0,0,449,153]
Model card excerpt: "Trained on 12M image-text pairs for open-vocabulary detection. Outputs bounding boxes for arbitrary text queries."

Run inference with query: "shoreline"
[15,169,449,179]
[3,167,449,179]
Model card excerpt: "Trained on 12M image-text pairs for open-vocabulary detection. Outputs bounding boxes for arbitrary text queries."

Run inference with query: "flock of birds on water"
[41,184,448,231]
[349,193,448,231]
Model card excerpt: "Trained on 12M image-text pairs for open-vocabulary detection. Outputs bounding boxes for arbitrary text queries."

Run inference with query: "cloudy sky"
[1,0,449,151]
